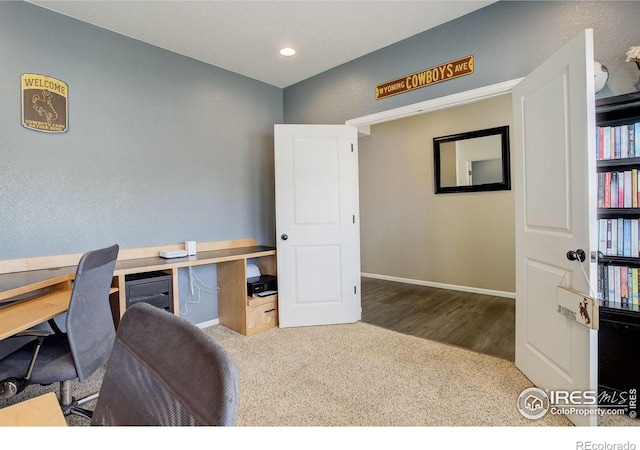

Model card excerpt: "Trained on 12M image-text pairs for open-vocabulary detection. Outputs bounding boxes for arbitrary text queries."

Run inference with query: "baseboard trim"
[196,318,220,329]
[361,273,515,299]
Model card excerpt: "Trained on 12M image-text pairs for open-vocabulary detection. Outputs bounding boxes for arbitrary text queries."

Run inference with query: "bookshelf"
[595,92,640,405]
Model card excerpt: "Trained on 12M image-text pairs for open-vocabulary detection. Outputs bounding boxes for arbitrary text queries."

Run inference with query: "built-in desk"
[0,239,277,338]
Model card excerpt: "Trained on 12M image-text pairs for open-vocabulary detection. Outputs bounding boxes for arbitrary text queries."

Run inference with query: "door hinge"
[353,214,356,224]
[354,285,357,294]
[351,143,354,153]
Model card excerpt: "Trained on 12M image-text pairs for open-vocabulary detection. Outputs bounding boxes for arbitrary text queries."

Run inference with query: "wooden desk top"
[0,392,67,426]
[0,289,72,340]
[113,245,276,275]
[0,268,75,302]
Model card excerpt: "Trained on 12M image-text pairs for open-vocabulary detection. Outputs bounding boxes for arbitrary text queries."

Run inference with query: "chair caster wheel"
[0,379,18,399]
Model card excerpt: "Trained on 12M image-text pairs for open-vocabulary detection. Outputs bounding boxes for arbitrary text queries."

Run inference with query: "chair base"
[59,380,97,419]
[62,402,93,419]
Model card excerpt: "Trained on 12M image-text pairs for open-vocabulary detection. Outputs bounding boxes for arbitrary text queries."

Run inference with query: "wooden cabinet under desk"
[217,254,278,336]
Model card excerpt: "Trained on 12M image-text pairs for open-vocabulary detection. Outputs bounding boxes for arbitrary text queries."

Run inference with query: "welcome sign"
[375,55,474,100]
[21,74,68,133]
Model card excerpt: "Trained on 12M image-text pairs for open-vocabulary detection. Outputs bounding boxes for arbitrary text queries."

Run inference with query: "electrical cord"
[180,266,221,316]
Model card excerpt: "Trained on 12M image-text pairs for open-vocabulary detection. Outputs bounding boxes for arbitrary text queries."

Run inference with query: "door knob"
[566,249,586,262]
[281,234,288,241]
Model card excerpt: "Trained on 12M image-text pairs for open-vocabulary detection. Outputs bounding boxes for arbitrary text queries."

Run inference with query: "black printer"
[247,274,277,296]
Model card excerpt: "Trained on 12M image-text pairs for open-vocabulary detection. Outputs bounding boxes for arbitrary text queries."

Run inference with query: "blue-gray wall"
[0,1,282,261]
[0,2,282,324]
[284,1,640,124]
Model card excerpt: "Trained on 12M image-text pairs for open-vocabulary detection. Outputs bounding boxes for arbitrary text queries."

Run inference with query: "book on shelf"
[624,171,632,207]
[604,172,611,208]
[610,219,617,256]
[634,169,639,208]
[621,125,630,159]
[638,170,640,206]
[630,219,640,257]
[599,218,607,254]
[618,219,624,256]
[623,219,632,257]
[618,171,624,208]
[608,265,615,300]
[598,263,605,300]
[630,267,638,305]
[611,172,618,208]
[615,266,621,302]
[598,172,605,208]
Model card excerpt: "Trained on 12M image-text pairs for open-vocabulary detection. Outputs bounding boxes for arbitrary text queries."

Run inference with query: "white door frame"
[345,78,522,133]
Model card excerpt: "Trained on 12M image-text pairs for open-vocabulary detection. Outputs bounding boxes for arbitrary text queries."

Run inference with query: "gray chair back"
[66,244,119,381]
[91,302,240,426]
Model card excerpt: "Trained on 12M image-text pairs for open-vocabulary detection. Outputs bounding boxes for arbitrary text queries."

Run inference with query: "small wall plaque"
[556,286,599,330]
[21,74,68,133]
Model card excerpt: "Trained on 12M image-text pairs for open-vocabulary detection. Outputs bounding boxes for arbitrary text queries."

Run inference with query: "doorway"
[349,84,517,359]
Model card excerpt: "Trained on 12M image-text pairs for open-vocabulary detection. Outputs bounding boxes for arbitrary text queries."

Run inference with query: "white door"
[274,124,361,328]
[512,29,598,426]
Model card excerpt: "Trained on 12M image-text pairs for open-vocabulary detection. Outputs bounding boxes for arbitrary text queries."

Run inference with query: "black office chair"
[0,244,119,418]
[91,302,240,426]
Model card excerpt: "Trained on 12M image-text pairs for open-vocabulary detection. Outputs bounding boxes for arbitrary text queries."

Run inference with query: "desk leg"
[218,259,247,335]
[114,275,126,327]
[171,268,179,316]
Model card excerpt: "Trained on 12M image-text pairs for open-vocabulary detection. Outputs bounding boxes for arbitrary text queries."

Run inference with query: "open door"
[274,125,361,328]
[512,29,598,426]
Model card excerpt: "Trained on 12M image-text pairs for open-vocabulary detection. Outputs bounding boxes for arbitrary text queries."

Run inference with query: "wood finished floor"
[360,277,515,361]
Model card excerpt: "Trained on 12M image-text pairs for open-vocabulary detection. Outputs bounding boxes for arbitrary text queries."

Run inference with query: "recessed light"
[280,47,296,57]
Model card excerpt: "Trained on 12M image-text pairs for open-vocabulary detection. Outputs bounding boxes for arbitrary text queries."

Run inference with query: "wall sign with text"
[21,74,68,133]
[556,286,599,330]
[375,55,474,100]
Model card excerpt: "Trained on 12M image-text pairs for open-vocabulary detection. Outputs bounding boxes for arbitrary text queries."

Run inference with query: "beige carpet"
[2,321,637,427]
[205,322,570,426]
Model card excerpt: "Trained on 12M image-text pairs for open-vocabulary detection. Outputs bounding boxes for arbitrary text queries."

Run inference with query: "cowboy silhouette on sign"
[579,298,591,325]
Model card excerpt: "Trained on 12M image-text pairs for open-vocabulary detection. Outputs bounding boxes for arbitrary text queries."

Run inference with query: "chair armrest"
[12,329,53,338]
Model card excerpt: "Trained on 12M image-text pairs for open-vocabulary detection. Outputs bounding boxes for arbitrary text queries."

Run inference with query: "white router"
[159,249,188,259]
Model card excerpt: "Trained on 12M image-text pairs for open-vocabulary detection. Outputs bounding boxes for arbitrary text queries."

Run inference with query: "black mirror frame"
[433,125,511,194]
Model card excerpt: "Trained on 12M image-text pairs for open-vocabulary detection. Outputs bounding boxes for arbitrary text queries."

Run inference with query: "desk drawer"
[127,278,171,299]
[246,299,278,335]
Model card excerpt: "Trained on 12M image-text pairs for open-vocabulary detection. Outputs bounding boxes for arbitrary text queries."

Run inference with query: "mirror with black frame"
[433,125,511,194]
